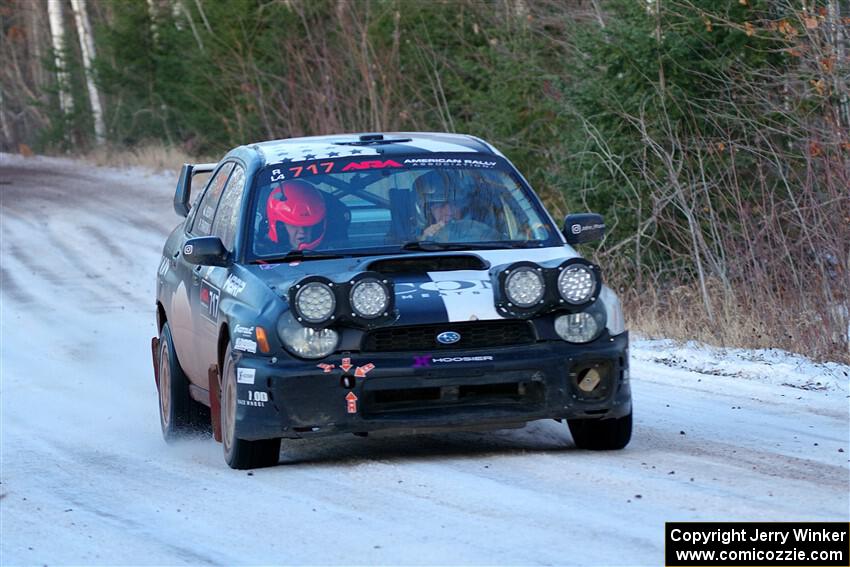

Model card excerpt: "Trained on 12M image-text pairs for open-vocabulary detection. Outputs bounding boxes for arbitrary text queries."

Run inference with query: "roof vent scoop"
[335,134,412,146]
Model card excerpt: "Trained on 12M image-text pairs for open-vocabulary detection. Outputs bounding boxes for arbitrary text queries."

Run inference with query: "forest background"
[1,0,848,362]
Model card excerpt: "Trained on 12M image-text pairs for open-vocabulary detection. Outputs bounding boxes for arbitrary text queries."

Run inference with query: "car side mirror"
[182,236,230,267]
[174,162,217,217]
[563,213,605,244]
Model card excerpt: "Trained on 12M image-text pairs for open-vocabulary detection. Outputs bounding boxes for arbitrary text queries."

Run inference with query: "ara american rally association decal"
[262,153,500,183]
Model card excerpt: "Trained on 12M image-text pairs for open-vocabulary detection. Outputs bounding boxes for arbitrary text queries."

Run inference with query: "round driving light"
[505,267,545,307]
[294,282,336,323]
[555,312,600,343]
[350,279,389,318]
[558,264,596,304]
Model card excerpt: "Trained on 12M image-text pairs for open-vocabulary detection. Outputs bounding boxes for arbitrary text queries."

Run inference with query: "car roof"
[247,132,504,167]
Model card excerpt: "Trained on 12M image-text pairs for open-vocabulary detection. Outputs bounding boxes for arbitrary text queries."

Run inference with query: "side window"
[212,165,246,251]
[192,162,234,235]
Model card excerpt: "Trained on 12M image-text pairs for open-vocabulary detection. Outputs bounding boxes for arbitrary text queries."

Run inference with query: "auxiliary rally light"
[293,280,336,324]
[495,258,602,318]
[288,272,395,330]
[349,277,391,319]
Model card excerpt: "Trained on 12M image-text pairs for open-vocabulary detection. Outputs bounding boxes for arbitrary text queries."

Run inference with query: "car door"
[193,164,248,388]
[172,161,235,386]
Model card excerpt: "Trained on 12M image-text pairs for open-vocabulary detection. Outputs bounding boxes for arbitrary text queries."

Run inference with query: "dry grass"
[620,278,850,364]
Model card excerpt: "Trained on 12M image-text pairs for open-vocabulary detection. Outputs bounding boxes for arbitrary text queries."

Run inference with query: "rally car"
[152,132,632,469]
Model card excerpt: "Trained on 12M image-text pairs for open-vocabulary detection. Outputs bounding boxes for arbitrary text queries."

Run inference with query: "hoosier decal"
[412,355,494,367]
[431,355,494,363]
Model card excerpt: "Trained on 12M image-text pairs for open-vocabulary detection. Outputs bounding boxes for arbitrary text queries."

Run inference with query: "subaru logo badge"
[436,331,461,345]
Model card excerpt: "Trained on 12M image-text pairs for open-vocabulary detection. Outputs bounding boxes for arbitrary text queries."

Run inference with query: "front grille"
[361,320,536,352]
[363,380,544,416]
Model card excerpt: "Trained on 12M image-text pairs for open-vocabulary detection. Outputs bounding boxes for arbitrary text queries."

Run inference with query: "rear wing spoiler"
[174,162,217,217]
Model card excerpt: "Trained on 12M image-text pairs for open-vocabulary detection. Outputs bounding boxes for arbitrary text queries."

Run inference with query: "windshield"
[248,153,558,259]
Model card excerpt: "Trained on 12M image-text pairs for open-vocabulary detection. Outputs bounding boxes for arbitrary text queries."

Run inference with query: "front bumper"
[232,332,630,440]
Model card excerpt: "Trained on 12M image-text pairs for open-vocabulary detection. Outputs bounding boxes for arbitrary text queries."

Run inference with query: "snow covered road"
[1,154,848,566]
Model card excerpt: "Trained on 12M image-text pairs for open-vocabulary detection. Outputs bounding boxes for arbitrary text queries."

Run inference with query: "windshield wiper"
[252,250,344,264]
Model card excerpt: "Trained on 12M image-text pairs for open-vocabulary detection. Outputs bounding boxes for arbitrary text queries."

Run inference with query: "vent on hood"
[368,254,489,274]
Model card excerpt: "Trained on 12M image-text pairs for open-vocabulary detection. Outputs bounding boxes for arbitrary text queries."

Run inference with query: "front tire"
[158,322,209,441]
[567,409,632,450]
[220,342,281,469]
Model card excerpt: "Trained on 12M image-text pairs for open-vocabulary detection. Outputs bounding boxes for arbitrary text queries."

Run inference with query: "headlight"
[350,278,390,319]
[557,264,597,304]
[294,281,336,324]
[504,266,545,307]
[555,312,601,343]
[278,313,339,359]
[599,286,625,335]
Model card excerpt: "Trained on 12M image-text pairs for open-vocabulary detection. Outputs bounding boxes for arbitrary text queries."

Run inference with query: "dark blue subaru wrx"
[153,132,632,469]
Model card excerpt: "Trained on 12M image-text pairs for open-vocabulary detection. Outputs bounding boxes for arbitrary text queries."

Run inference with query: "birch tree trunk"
[25,0,49,92]
[69,0,105,143]
[179,0,206,53]
[0,89,13,149]
[47,0,73,117]
[827,0,849,129]
[146,0,160,45]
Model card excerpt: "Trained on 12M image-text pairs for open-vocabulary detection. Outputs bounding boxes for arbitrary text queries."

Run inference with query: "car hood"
[245,246,578,325]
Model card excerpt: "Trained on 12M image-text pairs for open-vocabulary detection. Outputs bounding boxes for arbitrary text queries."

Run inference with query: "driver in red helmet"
[266,180,327,250]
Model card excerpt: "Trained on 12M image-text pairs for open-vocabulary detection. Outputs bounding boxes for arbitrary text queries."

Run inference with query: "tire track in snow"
[0,266,36,305]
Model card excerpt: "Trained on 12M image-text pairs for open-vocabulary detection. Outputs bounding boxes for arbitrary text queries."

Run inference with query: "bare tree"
[47,0,73,117]
[0,89,13,146]
[69,0,105,143]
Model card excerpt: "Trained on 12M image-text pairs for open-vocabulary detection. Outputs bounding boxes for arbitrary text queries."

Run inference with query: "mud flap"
[151,337,160,390]
[209,364,222,443]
